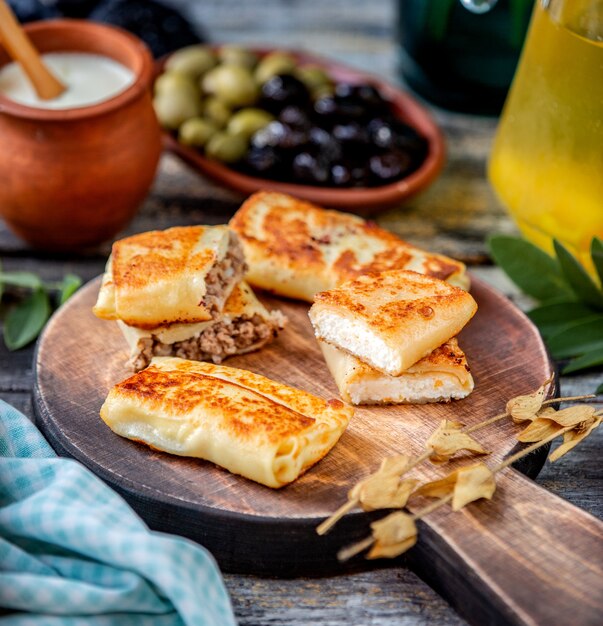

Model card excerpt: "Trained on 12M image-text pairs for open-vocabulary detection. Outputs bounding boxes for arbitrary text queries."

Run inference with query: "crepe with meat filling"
[119,281,286,371]
[93,225,247,328]
[319,338,474,405]
[100,357,352,488]
[309,270,477,377]
[229,191,468,302]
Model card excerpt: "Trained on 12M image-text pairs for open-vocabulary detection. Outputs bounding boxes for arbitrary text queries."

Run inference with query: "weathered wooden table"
[1,2,601,624]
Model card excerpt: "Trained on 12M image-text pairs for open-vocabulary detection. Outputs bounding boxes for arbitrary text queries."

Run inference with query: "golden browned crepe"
[309,270,477,377]
[229,191,468,302]
[318,338,474,405]
[100,357,353,488]
[118,282,286,371]
[93,225,246,328]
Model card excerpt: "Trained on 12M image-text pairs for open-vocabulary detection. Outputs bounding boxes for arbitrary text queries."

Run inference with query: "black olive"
[260,74,311,113]
[330,163,352,186]
[369,152,412,182]
[308,126,343,162]
[332,122,369,145]
[292,152,330,185]
[279,105,312,130]
[251,121,288,149]
[242,145,283,177]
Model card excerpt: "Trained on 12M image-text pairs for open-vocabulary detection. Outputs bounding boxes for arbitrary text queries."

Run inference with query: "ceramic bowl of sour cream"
[0,19,162,251]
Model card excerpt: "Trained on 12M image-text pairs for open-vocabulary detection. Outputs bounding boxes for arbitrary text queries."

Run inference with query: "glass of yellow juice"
[488,0,603,276]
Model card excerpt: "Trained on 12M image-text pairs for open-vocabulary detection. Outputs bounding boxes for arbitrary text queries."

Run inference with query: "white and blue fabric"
[0,400,236,626]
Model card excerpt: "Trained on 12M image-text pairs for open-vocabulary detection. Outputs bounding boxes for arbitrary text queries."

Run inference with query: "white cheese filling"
[348,374,473,405]
[311,309,401,375]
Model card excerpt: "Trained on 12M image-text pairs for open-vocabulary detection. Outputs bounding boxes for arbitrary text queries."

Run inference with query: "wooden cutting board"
[33,276,603,626]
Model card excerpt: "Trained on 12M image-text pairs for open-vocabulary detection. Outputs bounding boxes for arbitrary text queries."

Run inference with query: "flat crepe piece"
[309,270,477,376]
[319,338,474,405]
[118,282,286,371]
[229,191,468,302]
[93,226,246,328]
[100,357,353,488]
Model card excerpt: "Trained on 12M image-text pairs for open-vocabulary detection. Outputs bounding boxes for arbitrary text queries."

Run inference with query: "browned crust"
[113,227,215,292]
[113,366,316,444]
[230,191,465,284]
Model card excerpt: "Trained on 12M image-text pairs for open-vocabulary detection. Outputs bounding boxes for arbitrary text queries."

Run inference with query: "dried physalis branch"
[414,462,497,511]
[426,420,489,464]
[320,376,599,560]
[505,375,553,423]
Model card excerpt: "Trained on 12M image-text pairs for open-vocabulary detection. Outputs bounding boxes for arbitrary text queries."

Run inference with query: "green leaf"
[592,237,603,287]
[58,274,82,306]
[547,316,603,359]
[488,236,573,302]
[596,382,603,394]
[554,240,603,310]
[0,259,3,302]
[562,347,603,374]
[0,271,43,290]
[527,301,599,339]
[3,288,51,351]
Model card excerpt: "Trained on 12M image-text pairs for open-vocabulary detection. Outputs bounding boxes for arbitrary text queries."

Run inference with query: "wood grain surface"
[2,4,601,625]
[32,272,603,624]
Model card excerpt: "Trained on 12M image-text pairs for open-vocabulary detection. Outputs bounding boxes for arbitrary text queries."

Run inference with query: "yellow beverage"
[488,0,603,275]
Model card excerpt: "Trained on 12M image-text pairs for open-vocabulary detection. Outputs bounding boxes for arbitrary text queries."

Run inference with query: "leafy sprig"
[489,236,603,374]
[0,262,82,351]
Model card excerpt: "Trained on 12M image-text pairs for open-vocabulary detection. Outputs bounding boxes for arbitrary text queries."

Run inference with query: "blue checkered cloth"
[0,400,236,626]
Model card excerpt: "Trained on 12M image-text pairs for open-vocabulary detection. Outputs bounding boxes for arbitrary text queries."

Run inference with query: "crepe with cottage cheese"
[309,270,477,377]
[319,338,474,405]
[229,191,468,302]
[100,357,352,488]
[119,281,286,371]
[93,225,246,328]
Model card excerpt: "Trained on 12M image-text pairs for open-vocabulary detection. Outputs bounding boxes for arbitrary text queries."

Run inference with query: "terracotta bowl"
[158,48,445,215]
[0,19,162,251]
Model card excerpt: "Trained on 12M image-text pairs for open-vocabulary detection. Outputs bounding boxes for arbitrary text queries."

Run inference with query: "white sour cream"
[0,52,135,109]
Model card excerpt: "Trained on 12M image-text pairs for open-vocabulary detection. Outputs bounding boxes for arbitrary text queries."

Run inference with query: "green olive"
[227,108,274,140]
[202,97,232,128]
[154,71,199,98]
[202,64,258,107]
[296,65,332,92]
[254,51,296,84]
[218,46,258,69]
[178,117,219,147]
[312,83,335,100]
[153,90,202,130]
[205,132,248,163]
[165,45,217,80]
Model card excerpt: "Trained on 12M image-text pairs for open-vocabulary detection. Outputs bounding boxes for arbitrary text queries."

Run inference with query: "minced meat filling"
[202,233,247,316]
[132,314,275,371]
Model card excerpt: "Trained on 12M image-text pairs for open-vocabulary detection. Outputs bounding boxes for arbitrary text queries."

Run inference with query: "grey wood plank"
[223,568,466,626]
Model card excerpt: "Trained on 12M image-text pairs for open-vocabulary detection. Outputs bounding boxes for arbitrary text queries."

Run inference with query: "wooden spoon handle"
[0,0,66,100]
[411,467,603,626]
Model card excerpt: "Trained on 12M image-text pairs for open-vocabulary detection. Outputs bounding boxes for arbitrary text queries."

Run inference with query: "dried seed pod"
[367,512,418,559]
[415,462,496,511]
[426,420,489,464]
[506,377,552,423]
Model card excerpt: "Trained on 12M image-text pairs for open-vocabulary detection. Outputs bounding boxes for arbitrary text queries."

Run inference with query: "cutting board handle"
[409,467,603,626]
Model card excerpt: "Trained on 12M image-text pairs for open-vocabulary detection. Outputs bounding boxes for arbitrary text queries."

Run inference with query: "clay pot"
[0,19,162,251]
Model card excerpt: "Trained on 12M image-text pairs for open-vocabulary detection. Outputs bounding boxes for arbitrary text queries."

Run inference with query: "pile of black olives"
[154,45,429,188]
